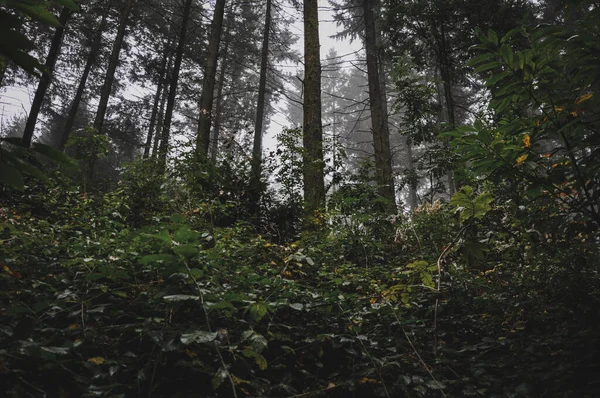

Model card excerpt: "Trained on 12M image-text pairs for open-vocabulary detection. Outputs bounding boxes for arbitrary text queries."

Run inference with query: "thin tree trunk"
[406,137,418,210]
[21,7,72,147]
[436,19,457,196]
[157,0,194,172]
[93,0,135,135]
[210,12,233,163]
[302,0,326,213]
[249,0,272,216]
[60,15,107,150]
[196,0,227,158]
[151,53,174,158]
[363,0,395,210]
[143,39,171,158]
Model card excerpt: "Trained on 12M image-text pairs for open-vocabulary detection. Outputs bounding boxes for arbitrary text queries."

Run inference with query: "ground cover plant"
[2,0,600,397]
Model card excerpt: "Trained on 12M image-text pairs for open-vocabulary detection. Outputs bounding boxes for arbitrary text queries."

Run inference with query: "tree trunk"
[302,0,326,213]
[93,0,135,135]
[21,7,72,147]
[436,19,457,196]
[406,137,418,210]
[249,0,272,216]
[157,0,194,172]
[60,15,107,150]
[210,12,233,163]
[363,0,395,210]
[196,0,227,158]
[143,39,171,158]
[0,56,6,88]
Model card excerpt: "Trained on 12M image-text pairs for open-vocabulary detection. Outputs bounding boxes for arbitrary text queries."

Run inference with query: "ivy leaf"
[138,254,177,265]
[164,295,200,302]
[180,330,218,345]
[211,366,228,390]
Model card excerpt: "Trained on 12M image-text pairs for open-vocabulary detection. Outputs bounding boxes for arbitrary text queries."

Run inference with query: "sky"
[0,2,364,154]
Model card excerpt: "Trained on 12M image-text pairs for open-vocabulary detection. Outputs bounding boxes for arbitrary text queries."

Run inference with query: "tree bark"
[21,7,72,147]
[249,0,272,216]
[0,56,6,88]
[157,0,194,172]
[210,12,233,163]
[302,0,326,213]
[196,0,227,158]
[92,0,135,135]
[143,39,171,158]
[363,0,395,210]
[406,137,418,210]
[60,15,107,150]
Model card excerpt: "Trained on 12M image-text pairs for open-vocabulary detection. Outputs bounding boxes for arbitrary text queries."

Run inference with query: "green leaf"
[173,244,199,259]
[180,330,218,345]
[173,225,200,244]
[475,61,501,73]
[164,295,200,302]
[241,330,268,353]
[31,143,78,169]
[0,160,24,190]
[248,302,269,322]
[170,214,186,223]
[211,367,228,390]
[206,301,236,311]
[138,254,178,265]
[487,30,499,46]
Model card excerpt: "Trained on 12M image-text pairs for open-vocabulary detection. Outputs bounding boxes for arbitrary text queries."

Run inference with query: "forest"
[1,0,599,396]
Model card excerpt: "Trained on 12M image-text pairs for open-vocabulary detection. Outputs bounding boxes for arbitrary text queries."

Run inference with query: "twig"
[433,224,469,359]
[184,261,238,398]
[390,308,448,398]
[337,304,391,398]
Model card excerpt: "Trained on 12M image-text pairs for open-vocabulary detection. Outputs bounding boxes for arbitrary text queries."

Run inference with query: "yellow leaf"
[87,356,105,365]
[359,377,379,384]
[515,154,528,166]
[554,106,564,112]
[68,324,79,330]
[576,93,593,104]
[523,134,531,148]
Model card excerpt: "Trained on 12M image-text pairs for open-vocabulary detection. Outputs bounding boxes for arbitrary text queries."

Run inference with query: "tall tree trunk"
[60,15,107,150]
[157,0,194,172]
[249,0,272,216]
[363,0,395,210]
[406,137,418,210]
[143,39,171,158]
[21,7,72,147]
[196,0,227,158]
[302,0,326,213]
[151,53,174,158]
[210,12,233,163]
[435,18,456,196]
[93,0,135,135]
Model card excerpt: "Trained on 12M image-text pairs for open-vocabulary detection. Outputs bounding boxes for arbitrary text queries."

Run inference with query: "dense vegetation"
[2,0,600,397]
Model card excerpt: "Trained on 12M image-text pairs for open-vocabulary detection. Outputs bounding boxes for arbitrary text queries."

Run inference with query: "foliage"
[0,0,78,76]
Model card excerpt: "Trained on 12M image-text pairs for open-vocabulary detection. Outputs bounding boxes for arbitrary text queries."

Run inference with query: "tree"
[363,0,395,210]
[157,0,194,172]
[93,0,135,136]
[196,0,227,158]
[302,0,326,213]
[21,7,72,147]
[249,0,273,216]
[60,14,107,150]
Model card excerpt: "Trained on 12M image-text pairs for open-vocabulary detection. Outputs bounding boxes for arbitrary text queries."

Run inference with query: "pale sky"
[0,3,363,155]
